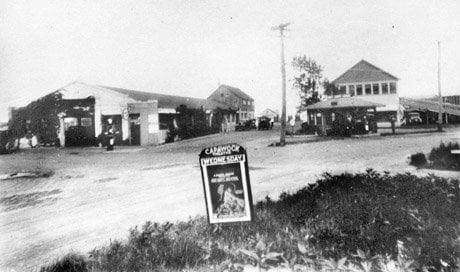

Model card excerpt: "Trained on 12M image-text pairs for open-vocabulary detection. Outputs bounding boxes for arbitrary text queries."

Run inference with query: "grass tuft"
[42,171,460,272]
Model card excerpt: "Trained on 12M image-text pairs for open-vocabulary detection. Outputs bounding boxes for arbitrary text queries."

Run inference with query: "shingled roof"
[215,84,253,100]
[101,86,207,109]
[332,60,398,84]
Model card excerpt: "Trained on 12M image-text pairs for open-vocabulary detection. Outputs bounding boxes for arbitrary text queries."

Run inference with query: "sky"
[1,0,459,122]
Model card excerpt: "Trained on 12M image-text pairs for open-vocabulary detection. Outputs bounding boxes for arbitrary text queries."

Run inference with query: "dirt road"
[1,127,459,271]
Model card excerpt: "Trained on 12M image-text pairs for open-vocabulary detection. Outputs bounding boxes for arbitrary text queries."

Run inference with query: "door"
[129,114,141,145]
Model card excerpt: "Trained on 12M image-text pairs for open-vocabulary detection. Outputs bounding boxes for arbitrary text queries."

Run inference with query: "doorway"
[129,114,141,145]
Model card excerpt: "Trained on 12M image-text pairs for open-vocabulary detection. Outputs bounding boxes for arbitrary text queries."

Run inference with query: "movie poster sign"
[199,143,254,224]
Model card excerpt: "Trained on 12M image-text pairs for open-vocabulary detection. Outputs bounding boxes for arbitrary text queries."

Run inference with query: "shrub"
[428,142,460,170]
[267,171,459,270]
[298,122,316,135]
[41,172,460,272]
[40,253,88,272]
[409,152,427,167]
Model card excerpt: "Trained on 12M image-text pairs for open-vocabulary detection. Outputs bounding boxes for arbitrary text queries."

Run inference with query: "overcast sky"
[1,0,459,122]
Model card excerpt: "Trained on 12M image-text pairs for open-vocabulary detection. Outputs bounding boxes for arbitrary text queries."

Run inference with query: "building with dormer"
[331,60,402,124]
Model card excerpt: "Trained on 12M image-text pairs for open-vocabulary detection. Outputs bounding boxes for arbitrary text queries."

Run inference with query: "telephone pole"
[272,23,290,146]
[437,41,443,132]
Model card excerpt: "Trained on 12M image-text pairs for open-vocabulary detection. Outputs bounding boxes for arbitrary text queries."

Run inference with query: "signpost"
[199,143,254,224]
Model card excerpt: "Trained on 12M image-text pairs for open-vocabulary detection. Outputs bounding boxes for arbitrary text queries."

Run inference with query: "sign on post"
[199,143,254,224]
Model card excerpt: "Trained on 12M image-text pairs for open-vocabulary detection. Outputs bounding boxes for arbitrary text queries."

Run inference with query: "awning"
[400,98,460,116]
[304,97,385,110]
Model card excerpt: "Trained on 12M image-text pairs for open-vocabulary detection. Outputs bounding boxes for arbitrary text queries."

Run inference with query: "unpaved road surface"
[1,127,459,271]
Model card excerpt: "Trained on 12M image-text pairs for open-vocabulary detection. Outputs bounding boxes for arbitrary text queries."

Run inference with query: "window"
[64,117,78,131]
[339,85,346,95]
[381,83,389,94]
[356,85,363,95]
[365,84,371,95]
[349,85,355,96]
[81,117,92,127]
[372,84,379,95]
[390,82,397,94]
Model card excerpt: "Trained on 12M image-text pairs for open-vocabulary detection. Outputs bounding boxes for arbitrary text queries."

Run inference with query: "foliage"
[322,79,342,97]
[40,253,88,272]
[9,91,63,145]
[41,171,459,272]
[297,123,317,135]
[292,56,323,107]
[428,142,460,170]
[169,105,229,141]
[409,153,427,167]
[7,92,96,147]
[269,170,459,270]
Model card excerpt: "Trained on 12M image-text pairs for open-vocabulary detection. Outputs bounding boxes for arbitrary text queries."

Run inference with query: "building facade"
[331,60,402,125]
[207,85,255,127]
[260,108,279,122]
[9,82,253,146]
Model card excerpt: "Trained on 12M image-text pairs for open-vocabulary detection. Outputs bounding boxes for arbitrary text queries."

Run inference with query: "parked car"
[258,116,271,130]
[408,112,422,124]
[235,119,257,131]
[401,112,423,126]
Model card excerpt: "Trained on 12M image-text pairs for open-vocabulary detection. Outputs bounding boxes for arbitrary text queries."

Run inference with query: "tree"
[323,78,341,97]
[292,56,323,107]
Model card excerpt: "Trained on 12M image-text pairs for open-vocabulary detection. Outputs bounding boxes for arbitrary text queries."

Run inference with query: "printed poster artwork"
[207,163,246,218]
[199,143,253,224]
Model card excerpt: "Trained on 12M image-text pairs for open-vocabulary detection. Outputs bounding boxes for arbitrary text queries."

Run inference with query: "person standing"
[104,118,116,151]
[390,115,396,135]
[289,117,295,136]
[221,115,228,134]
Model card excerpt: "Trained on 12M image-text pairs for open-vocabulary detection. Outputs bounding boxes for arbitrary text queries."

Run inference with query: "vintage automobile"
[258,116,272,130]
[235,119,257,131]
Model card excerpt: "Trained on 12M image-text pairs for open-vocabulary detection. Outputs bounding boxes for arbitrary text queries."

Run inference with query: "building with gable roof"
[207,84,255,127]
[331,60,402,125]
[8,82,252,147]
[260,108,279,122]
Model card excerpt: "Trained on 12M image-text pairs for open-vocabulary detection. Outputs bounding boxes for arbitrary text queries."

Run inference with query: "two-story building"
[207,84,255,128]
[331,60,402,125]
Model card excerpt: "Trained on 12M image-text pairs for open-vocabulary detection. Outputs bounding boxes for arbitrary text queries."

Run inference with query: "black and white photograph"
[200,143,253,223]
[1,1,460,271]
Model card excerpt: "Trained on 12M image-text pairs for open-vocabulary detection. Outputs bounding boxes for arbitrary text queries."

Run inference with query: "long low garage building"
[9,82,238,147]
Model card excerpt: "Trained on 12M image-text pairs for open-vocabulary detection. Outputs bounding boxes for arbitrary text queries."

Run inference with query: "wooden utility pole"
[437,41,443,132]
[272,23,290,146]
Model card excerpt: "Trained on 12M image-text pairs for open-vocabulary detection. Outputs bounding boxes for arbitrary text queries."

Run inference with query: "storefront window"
[64,117,78,131]
[382,83,389,94]
[348,85,355,96]
[390,82,397,94]
[356,85,363,95]
[81,118,92,127]
[373,84,379,95]
[365,84,371,95]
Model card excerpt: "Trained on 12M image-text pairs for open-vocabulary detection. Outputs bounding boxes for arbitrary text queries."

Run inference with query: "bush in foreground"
[428,142,460,170]
[40,253,88,272]
[409,152,427,167]
[42,171,459,272]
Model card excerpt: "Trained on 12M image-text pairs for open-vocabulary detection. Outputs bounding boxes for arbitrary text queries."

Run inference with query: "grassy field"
[1,126,459,271]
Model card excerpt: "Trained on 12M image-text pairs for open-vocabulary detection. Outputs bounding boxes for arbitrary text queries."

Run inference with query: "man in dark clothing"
[105,118,116,151]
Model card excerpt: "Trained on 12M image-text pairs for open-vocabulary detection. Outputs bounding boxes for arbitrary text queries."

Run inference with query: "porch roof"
[304,97,385,110]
